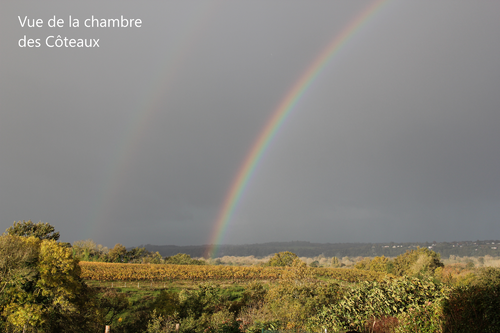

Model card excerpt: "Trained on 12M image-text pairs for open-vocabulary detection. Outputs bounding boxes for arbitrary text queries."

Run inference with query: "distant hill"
[142,240,500,259]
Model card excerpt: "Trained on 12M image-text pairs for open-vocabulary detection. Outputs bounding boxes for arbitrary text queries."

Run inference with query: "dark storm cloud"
[1,1,499,247]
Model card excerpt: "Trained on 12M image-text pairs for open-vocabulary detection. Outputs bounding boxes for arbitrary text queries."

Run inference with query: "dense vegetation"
[80,262,387,283]
[1,221,500,333]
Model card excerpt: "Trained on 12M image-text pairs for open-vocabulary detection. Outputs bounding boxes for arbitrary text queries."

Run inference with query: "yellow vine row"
[79,262,388,282]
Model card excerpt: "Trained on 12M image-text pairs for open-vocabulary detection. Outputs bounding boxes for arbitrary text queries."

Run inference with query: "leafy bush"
[355,256,391,273]
[152,290,181,317]
[315,267,389,282]
[264,252,299,267]
[143,309,179,333]
[164,253,206,265]
[266,280,340,331]
[392,247,443,277]
[310,277,448,332]
[395,301,444,333]
[442,267,500,333]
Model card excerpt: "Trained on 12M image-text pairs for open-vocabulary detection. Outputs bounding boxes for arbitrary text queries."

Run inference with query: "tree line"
[143,240,500,259]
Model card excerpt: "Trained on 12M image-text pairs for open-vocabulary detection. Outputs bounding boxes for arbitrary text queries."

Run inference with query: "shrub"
[392,248,443,277]
[395,301,444,333]
[310,277,448,332]
[442,268,500,333]
[264,252,299,267]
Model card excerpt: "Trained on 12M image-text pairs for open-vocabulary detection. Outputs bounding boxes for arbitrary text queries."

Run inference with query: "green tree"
[94,289,130,327]
[125,246,148,263]
[0,235,38,296]
[72,239,98,261]
[392,247,443,277]
[0,236,86,332]
[5,220,60,241]
[143,251,163,264]
[108,243,127,263]
[151,290,181,317]
[331,257,340,268]
[164,253,205,265]
[354,257,372,270]
[478,257,485,266]
[265,251,299,267]
[369,256,391,273]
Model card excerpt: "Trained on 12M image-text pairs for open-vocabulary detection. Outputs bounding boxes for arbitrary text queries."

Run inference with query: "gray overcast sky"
[1,1,499,248]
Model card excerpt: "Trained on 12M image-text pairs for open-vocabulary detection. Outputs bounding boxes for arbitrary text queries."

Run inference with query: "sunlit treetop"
[5,220,60,241]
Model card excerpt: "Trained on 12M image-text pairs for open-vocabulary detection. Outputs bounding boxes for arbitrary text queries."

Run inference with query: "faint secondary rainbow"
[207,0,390,258]
[87,1,224,242]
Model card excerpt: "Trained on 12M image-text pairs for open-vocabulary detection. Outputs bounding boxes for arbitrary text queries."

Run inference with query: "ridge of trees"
[142,240,500,259]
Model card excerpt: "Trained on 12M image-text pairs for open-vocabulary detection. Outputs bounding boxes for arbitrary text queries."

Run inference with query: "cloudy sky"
[1,1,499,248]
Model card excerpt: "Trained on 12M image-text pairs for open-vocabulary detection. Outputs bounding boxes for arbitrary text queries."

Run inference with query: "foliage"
[331,257,340,268]
[354,249,444,278]
[0,225,153,332]
[441,267,500,333]
[315,267,390,282]
[0,235,41,331]
[65,261,500,333]
[0,235,38,295]
[365,316,399,333]
[309,260,319,267]
[152,290,181,317]
[6,224,497,333]
[108,243,128,263]
[354,257,372,270]
[72,239,164,264]
[240,282,267,306]
[80,261,392,284]
[144,309,179,333]
[72,239,101,261]
[227,259,339,332]
[0,236,88,332]
[95,288,130,326]
[142,251,164,264]
[369,256,392,273]
[434,263,477,286]
[237,304,278,333]
[355,256,393,274]
[5,220,60,241]
[145,284,243,333]
[127,247,149,262]
[264,252,299,267]
[80,262,288,282]
[265,279,340,331]
[177,283,226,319]
[395,301,444,333]
[392,247,444,277]
[310,276,449,332]
[164,253,206,265]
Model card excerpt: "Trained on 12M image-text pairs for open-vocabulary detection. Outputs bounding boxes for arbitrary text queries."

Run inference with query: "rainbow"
[87,2,223,242]
[207,0,390,258]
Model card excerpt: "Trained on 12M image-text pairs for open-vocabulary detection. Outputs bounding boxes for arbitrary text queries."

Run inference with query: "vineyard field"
[79,262,388,282]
